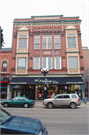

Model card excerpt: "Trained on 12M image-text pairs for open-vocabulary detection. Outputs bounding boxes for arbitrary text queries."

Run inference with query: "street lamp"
[41,68,49,99]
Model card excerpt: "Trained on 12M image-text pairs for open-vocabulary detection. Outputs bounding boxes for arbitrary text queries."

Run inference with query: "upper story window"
[17,57,26,69]
[2,61,7,72]
[67,34,76,48]
[34,57,40,69]
[68,57,78,69]
[54,35,60,49]
[34,35,40,49]
[43,35,52,49]
[34,29,36,32]
[38,29,40,31]
[55,57,61,69]
[43,57,52,69]
[18,35,27,49]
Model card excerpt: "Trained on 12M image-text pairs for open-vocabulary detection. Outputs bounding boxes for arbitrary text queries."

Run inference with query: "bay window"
[17,58,26,69]
[67,34,76,48]
[18,35,27,49]
[68,57,78,69]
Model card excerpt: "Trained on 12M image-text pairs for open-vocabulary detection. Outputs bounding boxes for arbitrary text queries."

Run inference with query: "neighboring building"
[0,48,12,99]
[82,47,89,98]
[9,15,84,100]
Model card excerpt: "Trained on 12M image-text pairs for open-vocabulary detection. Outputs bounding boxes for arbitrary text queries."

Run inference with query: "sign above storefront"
[10,77,84,85]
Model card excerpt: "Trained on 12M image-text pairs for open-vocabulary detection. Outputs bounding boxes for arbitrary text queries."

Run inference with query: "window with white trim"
[68,57,78,69]
[2,61,7,72]
[55,57,61,69]
[18,35,27,49]
[34,35,40,49]
[43,35,52,49]
[17,57,26,69]
[43,58,52,69]
[67,34,76,48]
[54,35,60,49]
[34,57,40,69]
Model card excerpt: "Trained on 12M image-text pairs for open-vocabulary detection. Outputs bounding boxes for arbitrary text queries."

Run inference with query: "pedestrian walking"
[85,94,88,104]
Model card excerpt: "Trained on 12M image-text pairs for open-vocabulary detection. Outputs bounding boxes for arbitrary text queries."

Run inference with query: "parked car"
[43,93,81,109]
[0,97,35,108]
[0,108,48,134]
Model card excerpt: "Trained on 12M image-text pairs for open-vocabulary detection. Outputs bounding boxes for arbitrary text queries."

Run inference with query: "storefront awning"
[10,77,84,85]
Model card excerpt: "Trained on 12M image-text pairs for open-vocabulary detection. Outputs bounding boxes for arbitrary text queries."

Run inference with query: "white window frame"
[55,57,61,69]
[67,34,77,48]
[42,57,52,69]
[42,35,52,49]
[34,57,40,69]
[18,35,27,49]
[34,35,40,49]
[68,56,78,69]
[54,35,60,49]
[17,57,26,69]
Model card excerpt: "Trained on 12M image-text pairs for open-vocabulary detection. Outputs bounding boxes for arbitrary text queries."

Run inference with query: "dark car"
[0,97,35,108]
[0,108,48,135]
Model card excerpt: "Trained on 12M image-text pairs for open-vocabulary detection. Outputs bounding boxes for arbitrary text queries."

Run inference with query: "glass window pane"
[48,44,51,49]
[19,39,27,49]
[18,58,26,69]
[43,35,51,38]
[68,38,76,48]
[34,58,40,69]
[67,34,76,36]
[48,58,52,69]
[43,58,46,68]
[69,57,78,69]
[19,35,27,38]
[54,35,60,37]
[55,58,60,69]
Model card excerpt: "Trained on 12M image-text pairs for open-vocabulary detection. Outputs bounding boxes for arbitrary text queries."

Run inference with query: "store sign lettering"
[34,78,58,84]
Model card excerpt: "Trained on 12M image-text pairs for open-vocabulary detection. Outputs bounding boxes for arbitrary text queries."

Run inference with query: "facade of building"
[9,15,84,100]
[82,47,89,98]
[0,48,12,99]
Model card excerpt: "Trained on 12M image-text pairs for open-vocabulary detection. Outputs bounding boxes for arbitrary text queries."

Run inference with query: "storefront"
[10,76,84,100]
[0,75,9,99]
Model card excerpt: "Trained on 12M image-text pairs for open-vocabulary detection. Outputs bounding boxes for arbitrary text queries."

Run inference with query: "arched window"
[2,61,7,72]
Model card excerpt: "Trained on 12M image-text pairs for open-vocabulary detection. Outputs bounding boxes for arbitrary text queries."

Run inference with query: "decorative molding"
[80,56,83,59]
[12,57,15,59]
[11,68,15,71]
[80,67,84,70]
[29,57,32,59]
[62,56,65,59]
[62,67,67,70]
[28,67,33,70]
[13,33,17,38]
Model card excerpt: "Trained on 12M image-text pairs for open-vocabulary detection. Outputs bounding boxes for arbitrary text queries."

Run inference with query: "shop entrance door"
[14,90,19,97]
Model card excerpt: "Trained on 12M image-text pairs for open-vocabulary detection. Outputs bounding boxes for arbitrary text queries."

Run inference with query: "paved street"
[0,101,89,135]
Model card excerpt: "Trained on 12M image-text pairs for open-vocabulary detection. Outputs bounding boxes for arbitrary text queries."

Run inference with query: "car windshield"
[0,108,12,125]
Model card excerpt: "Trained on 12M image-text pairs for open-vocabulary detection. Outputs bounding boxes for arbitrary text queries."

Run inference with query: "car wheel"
[4,103,9,107]
[70,102,76,109]
[47,102,53,109]
[24,103,29,108]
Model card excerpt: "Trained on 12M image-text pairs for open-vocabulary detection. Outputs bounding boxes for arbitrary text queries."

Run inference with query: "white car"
[43,94,81,109]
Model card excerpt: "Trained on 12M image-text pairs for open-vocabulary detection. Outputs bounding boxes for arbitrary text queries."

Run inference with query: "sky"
[0,0,89,48]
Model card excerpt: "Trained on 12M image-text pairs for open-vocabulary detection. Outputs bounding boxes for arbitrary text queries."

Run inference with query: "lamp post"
[41,68,49,99]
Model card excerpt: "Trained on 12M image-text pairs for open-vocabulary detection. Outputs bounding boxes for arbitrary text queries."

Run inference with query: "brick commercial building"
[82,47,89,98]
[8,15,85,101]
[0,48,12,99]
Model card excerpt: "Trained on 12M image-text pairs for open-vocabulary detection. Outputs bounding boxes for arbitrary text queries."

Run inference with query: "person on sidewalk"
[85,94,88,104]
